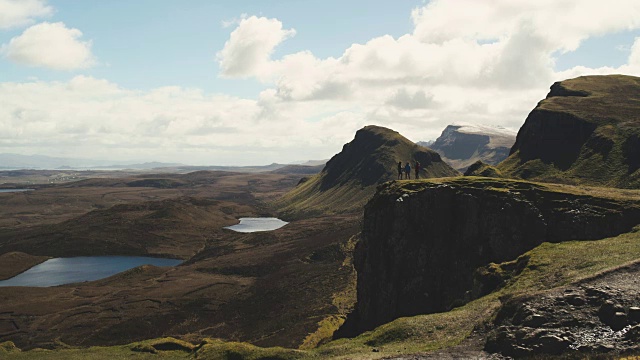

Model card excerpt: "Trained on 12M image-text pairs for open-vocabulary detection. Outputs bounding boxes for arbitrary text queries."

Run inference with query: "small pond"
[0,256,182,287]
[224,217,288,233]
[0,189,35,193]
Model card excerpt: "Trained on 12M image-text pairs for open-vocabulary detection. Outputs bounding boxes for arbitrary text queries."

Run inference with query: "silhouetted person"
[404,162,411,179]
[397,161,403,180]
[415,161,421,179]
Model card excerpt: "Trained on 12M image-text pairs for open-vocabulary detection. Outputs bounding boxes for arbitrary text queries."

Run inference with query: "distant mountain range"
[419,124,516,171]
[0,153,328,172]
[0,154,185,170]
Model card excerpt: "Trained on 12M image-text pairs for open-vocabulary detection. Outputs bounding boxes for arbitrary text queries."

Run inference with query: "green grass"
[464,161,504,178]
[377,176,640,205]
[539,75,640,127]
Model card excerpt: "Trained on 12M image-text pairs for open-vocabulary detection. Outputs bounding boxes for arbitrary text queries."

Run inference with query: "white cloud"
[214,1,640,143]
[411,0,640,51]
[0,76,362,165]
[0,0,52,30]
[386,88,434,109]
[2,22,95,70]
[4,1,640,165]
[629,37,640,67]
[217,16,296,79]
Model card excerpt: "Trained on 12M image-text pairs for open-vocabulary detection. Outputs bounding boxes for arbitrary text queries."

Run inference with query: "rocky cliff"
[427,124,516,172]
[499,75,640,188]
[276,125,459,218]
[337,177,640,336]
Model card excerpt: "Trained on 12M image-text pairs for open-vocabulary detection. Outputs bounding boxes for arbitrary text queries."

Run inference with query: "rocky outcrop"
[486,261,640,357]
[337,178,640,336]
[276,125,459,218]
[428,124,516,172]
[499,75,640,188]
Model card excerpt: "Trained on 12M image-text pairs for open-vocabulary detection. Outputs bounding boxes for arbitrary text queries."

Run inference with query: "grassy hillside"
[499,75,640,188]
[275,125,459,218]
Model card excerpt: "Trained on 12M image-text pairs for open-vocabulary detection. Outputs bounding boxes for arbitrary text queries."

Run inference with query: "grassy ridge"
[498,75,640,188]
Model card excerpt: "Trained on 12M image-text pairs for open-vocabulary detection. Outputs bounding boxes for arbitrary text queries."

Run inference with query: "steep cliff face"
[428,124,515,171]
[276,125,459,218]
[337,178,640,336]
[499,75,640,188]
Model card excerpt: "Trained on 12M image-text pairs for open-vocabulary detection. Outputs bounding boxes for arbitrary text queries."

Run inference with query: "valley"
[2,75,640,359]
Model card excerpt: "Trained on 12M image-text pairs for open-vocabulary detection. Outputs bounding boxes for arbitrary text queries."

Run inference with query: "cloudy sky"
[1,0,640,166]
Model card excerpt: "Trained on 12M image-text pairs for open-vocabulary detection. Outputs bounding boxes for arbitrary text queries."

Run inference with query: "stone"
[610,312,628,331]
[629,307,640,324]
[598,300,617,322]
[593,344,616,353]
[523,314,547,327]
[565,295,586,306]
[537,334,571,355]
[625,324,640,340]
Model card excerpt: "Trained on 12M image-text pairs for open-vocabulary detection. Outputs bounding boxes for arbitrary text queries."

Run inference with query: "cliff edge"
[337,177,640,336]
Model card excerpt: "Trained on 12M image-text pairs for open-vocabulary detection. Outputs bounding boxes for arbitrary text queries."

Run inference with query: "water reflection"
[0,256,182,287]
[224,217,288,233]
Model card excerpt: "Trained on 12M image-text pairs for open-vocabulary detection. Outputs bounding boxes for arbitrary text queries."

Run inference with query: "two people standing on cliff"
[397,161,421,180]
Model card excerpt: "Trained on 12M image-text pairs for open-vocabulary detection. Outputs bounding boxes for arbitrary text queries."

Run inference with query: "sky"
[1,0,640,166]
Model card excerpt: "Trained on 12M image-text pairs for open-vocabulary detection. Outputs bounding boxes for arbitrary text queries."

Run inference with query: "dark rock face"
[432,126,492,160]
[546,82,590,98]
[486,262,640,357]
[337,179,640,337]
[499,75,640,188]
[429,125,515,172]
[509,110,597,171]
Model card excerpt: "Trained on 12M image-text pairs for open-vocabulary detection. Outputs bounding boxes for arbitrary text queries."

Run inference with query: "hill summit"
[499,75,640,188]
[276,125,458,217]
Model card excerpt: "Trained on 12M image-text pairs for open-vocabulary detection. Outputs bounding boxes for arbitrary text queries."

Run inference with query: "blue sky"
[1,0,640,165]
[0,0,423,96]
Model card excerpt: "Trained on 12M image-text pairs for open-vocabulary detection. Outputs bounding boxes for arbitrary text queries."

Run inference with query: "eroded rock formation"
[337,178,640,336]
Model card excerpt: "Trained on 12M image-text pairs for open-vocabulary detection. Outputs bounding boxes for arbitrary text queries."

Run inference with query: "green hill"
[499,74,640,188]
[275,125,459,218]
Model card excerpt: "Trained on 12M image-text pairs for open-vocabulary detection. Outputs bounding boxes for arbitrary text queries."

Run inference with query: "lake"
[224,217,289,233]
[0,256,182,287]
[0,189,35,193]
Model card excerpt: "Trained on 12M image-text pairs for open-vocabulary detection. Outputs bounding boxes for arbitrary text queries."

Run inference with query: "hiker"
[404,162,411,179]
[415,161,421,179]
[397,161,403,180]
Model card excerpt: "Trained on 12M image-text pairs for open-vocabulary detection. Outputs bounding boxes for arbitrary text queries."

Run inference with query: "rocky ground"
[486,261,640,358]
